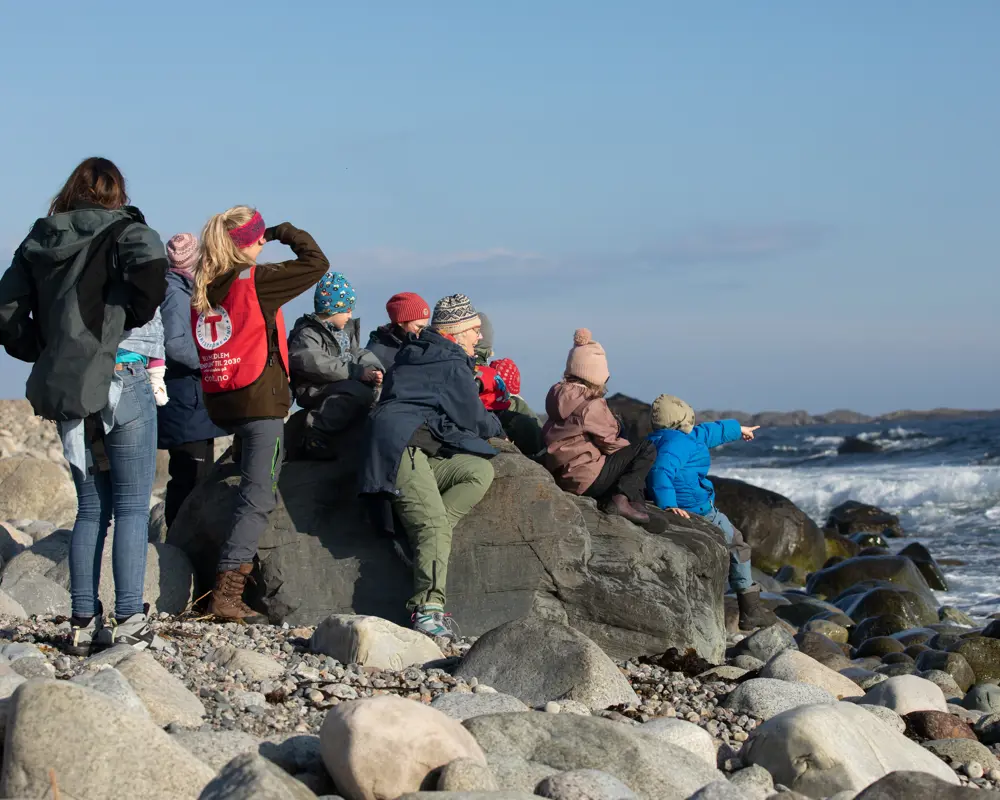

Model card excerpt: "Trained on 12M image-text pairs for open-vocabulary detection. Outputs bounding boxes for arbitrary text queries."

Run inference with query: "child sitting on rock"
[488,358,544,459]
[471,312,544,459]
[288,271,385,454]
[645,394,777,631]
[542,329,654,524]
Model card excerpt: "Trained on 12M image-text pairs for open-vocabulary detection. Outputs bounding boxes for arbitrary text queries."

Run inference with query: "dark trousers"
[584,439,656,504]
[164,439,216,527]
[497,409,544,458]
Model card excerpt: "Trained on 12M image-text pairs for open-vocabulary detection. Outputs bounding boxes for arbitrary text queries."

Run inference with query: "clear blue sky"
[2,2,998,414]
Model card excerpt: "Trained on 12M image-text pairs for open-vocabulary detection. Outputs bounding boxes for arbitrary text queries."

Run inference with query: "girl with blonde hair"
[190,206,329,621]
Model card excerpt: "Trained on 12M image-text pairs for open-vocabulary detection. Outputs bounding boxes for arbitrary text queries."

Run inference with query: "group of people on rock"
[0,157,773,654]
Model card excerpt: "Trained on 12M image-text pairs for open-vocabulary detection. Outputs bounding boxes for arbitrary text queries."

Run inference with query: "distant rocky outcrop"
[606,393,999,429]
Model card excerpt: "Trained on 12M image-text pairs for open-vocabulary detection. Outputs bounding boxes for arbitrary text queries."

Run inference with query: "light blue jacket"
[646,419,742,515]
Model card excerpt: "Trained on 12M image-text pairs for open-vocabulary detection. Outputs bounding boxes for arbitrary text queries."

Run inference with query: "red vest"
[476,364,511,412]
[191,267,289,394]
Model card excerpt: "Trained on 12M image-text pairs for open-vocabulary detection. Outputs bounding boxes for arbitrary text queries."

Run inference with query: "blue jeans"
[700,507,754,592]
[69,364,157,619]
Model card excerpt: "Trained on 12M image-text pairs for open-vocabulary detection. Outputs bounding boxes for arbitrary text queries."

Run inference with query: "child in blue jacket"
[645,394,777,632]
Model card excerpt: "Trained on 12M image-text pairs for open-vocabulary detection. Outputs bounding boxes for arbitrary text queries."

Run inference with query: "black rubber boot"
[736,584,779,632]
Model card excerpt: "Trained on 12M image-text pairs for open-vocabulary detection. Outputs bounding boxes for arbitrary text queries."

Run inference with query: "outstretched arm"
[691,419,744,449]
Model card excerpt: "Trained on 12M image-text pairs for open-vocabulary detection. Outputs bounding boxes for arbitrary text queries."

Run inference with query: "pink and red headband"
[228,211,265,249]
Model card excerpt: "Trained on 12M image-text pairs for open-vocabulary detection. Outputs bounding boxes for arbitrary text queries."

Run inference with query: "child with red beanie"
[366,292,432,370]
[542,329,654,524]
[487,357,545,458]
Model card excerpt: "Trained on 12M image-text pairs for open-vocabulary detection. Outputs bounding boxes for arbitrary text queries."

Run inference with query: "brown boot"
[608,494,650,524]
[209,564,267,623]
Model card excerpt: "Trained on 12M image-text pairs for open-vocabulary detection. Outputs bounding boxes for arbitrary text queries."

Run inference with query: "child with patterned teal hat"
[288,270,384,456]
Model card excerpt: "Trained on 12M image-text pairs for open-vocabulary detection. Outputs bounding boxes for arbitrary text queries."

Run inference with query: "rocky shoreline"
[0,400,999,797]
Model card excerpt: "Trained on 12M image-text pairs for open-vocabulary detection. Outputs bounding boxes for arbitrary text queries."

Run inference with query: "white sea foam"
[712,463,1000,613]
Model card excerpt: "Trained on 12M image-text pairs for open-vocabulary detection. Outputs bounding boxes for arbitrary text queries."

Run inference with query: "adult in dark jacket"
[0,156,167,655]
[157,233,226,527]
[365,291,432,371]
[359,294,502,639]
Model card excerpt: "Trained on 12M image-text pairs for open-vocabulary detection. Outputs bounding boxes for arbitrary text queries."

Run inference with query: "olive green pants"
[392,447,494,610]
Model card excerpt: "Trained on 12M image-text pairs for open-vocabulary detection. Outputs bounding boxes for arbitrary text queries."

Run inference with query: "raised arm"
[254,223,330,311]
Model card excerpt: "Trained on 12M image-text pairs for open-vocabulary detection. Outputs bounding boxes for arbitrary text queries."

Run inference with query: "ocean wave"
[711,464,1000,524]
[803,436,846,447]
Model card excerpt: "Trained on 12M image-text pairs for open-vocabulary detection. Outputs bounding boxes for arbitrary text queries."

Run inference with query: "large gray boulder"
[453,618,638,711]
[0,529,195,616]
[743,702,958,797]
[0,680,214,799]
[168,451,728,660]
[198,753,318,800]
[0,457,77,526]
[806,555,935,601]
[711,477,826,575]
[463,711,724,800]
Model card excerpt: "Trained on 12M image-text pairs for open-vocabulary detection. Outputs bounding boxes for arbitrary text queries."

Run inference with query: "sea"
[710,416,1000,618]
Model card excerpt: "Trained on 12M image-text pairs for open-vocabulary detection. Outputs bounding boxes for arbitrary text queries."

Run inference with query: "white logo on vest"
[195,307,233,350]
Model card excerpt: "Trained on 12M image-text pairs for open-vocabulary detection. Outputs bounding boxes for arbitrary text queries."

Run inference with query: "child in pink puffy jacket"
[541,328,655,524]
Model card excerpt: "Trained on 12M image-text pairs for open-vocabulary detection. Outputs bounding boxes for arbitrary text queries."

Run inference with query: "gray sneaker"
[67,605,106,657]
[411,604,458,640]
[97,604,166,652]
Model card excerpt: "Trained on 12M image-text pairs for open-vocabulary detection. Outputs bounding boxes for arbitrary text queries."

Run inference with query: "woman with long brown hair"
[190,206,329,622]
[0,157,168,654]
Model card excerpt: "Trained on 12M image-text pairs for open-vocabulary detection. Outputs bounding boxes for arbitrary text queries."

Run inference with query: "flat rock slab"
[117,651,206,728]
[431,691,529,721]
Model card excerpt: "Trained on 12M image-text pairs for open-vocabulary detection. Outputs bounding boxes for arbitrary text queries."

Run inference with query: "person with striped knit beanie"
[541,328,655,524]
[359,293,503,640]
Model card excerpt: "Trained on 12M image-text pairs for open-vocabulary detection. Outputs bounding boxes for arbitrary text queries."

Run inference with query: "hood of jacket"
[545,380,593,421]
[394,328,476,372]
[19,205,134,269]
[289,313,361,349]
[369,324,404,348]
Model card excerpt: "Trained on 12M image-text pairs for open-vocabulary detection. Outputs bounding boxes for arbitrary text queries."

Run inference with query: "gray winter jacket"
[0,204,167,421]
[287,315,383,408]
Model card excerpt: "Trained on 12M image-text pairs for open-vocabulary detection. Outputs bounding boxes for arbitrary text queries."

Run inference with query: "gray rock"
[83,643,136,668]
[116,650,206,727]
[0,680,214,798]
[727,765,773,800]
[737,625,798,663]
[454,618,639,711]
[839,667,888,690]
[852,770,983,799]
[973,713,1000,745]
[722,678,836,720]
[463,710,724,800]
[743,701,959,796]
[962,683,1000,715]
[431,691,529,721]
[168,453,729,661]
[198,753,318,799]
[437,758,499,792]
[70,667,149,718]
[9,658,54,680]
[398,794,538,800]
[0,664,26,700]
[859,704,906,733]
[0,457,77,526]
[0,522,32,563]
[698,666,748,682]
[488,755,559,793]
[917,669,964,699]
[1,572,70,616]
[859,675,948,716]
[0,589,26,619]
[536,769,638,800]
[172,730,261,772]
[921,739,1000,771]
[730,655,764,671]
[208,645,285,682]
[311,614,443,670]
[688,781,752,800]
[637,718,716,766]
[0,528,72,587]
[946,703,983,725]
[258,734,334,795]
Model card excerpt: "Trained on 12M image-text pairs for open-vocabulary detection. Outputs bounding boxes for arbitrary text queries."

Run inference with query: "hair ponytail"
[191,206,258,314]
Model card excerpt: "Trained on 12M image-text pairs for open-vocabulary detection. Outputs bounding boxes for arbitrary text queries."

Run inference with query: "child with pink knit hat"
[541,329,655,523]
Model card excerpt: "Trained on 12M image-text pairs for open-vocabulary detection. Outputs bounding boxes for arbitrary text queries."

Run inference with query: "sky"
[1,2,998,414]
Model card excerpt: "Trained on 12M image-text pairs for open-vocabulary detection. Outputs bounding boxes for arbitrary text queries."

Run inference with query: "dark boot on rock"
[736,584,779,632]
[608,494,650,524]
[209,564,267,623]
